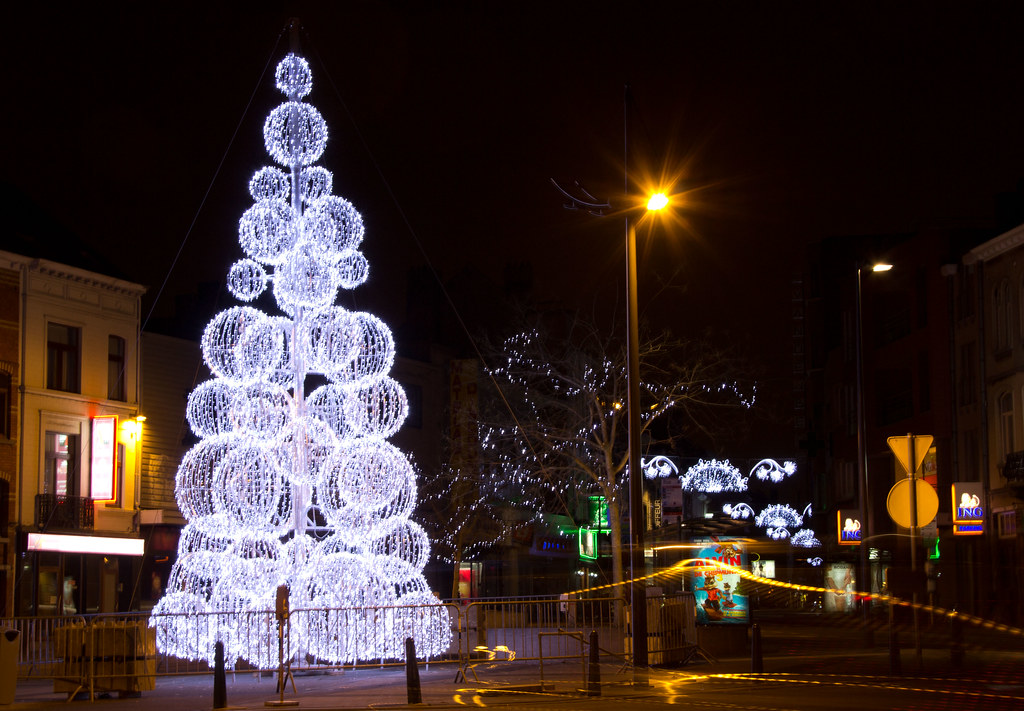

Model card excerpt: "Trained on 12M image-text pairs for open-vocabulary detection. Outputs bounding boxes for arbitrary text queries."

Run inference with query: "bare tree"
[474,310,755,594]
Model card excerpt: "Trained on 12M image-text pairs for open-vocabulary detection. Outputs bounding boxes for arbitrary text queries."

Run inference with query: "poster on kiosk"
[691,538,749,624]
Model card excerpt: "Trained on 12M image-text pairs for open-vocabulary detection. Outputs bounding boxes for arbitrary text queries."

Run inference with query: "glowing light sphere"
[153,52,451,668]
[249,167,290,201]
[238,198,297,264]
[264,101,328,167]
[301,166,332,203]
[227,259,268,302]
[275,53,313,99]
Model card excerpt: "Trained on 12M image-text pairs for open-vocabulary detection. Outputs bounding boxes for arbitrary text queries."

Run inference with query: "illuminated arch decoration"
[751,458,796,483]
[151,53,450,667]
[791,528,821,548]
[718,459,819,553]
[680,459,748,493]
[754,503,812,540]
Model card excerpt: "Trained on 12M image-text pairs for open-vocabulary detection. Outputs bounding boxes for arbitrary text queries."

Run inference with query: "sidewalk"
[8,619,1022,709]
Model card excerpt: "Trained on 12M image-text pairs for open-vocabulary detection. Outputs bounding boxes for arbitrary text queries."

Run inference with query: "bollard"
[405,637,422,705]
[750,623,763,673]
[586,630,601,696]
[950,614,964,667]
[214,641,226,710]
[889,627,901,677]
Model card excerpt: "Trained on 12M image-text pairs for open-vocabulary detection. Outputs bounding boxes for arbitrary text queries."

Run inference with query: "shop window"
[47,323,81,393]
[108,335,126,401]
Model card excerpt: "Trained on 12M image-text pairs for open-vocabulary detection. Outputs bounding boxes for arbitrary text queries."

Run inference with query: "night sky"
[7,2,1024,453]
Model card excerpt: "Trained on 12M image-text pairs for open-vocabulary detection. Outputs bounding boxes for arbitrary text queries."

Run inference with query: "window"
[108,335,126,401]
[47,323,80,393]
[45,432,79,497]
[999,391,1015,462]
[0,370,10,439]
[959,342,977,406]
[996,510,1018,539]
[994,279,1012,353]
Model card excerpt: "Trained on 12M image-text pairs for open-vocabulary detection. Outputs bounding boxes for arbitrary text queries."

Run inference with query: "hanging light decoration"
[680,459,748,493]
[151,51,451,667]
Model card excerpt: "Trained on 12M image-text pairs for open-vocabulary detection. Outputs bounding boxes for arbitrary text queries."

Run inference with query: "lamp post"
[549,179,668,682]
[626,192,668,681]
[854,261,891,634]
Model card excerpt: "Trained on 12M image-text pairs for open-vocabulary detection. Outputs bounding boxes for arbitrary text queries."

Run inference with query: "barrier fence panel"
[2,615,86,679]
[646,593,698,665]
[4,595,693,692]
[462,596,629,677]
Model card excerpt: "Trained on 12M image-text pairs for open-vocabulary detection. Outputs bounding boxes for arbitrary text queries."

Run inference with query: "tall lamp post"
[626,192,669,680]
[855,261,891,631]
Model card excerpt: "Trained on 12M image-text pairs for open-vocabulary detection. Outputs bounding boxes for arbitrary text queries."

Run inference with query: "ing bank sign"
[952,482,984,536]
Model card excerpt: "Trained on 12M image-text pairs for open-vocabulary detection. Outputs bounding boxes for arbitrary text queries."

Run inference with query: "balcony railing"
[35,494,94,531]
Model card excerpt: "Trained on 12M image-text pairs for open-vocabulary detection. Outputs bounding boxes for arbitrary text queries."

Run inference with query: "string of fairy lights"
[149,53,451,667]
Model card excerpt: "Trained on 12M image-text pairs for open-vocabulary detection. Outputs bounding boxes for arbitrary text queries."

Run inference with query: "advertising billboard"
[691,538,749,625]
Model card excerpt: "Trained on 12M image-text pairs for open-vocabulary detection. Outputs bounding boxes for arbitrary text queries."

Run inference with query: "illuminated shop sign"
[837,510,862,545]
[952,482,984,536]
[27,532,144,556]
[90,415,117,501]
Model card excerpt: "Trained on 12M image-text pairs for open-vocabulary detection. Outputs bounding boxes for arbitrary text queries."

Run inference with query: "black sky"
[6,2,1024,452]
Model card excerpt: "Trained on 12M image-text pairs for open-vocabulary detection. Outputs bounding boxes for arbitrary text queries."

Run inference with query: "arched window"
[999,390,1015,461]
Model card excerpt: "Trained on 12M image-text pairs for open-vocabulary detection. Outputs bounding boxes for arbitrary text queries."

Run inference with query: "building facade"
[0,251,147,616]
[960,224,1024,624]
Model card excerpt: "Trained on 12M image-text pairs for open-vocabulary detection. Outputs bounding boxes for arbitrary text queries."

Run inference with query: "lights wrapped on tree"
[151,52,450,667]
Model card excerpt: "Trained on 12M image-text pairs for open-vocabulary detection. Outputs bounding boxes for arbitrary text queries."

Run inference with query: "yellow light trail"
[565,551,1024,639]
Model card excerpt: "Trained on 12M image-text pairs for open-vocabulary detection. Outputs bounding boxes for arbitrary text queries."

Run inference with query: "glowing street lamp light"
[626,191,670,677]
[647,192,669,212]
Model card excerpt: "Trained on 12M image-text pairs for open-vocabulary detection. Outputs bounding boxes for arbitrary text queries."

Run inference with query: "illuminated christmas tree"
[151,53,451,666]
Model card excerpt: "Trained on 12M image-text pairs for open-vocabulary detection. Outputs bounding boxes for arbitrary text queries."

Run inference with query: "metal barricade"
[458,596,629,682]
[4,595,699,693]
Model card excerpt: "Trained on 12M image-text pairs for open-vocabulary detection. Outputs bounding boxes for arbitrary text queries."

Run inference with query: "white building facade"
[1,251,147,616]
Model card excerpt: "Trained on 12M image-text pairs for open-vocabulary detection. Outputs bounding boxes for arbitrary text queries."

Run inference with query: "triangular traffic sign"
[887,435,933,475]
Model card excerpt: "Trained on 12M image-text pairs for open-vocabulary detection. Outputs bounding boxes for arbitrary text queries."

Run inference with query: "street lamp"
[855,261,891,632]
[626,193,669,680]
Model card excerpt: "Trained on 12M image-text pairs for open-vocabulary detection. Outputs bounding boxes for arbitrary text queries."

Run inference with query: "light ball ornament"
[273,241,341,312]
[275,52,313,99]
[238,198,297,264]
[264,101,328,167]
[348,376,408,439]
[334,312,395,386]
[248,167,290,201]
[301,166,332,204]
[304,195,364,254]
[227,259,268,302]
[213,443,291,533]
[186,380,240,437]
[337,250,370,289]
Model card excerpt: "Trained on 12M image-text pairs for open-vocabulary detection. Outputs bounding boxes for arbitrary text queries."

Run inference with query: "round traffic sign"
[886,478,939,528]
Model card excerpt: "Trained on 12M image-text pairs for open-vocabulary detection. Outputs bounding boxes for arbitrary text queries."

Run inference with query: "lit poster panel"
[90,415,117,501]
[692,538,748,625]
[952,482,984,536]
[824,562,856,613]
[837,510,863,545]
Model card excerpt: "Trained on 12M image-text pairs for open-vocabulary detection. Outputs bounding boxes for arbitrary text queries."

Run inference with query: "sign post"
[886,433,934,669]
